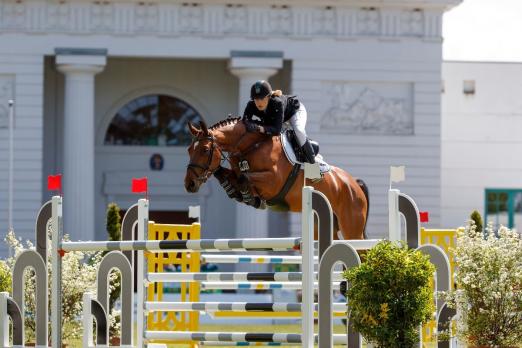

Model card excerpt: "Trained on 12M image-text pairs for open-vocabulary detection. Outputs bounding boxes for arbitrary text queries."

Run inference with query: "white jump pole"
[51,196,62,348]
[7,100,14,234]
[301,186,314,348]
[388,188,401,242]
[137,198,149,348]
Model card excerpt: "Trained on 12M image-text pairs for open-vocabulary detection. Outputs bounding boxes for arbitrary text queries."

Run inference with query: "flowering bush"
[3,229,120,343]
[344,241,435,348]
[0,260,11,293]
[446,223,522,347]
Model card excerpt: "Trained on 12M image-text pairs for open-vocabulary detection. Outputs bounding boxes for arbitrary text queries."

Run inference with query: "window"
[463,80,475,95]
[104,94,202,146]
[485,189,522,230]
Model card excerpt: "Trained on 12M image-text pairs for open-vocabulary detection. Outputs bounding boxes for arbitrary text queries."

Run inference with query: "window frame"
[103,93,203,147]
[484,188,522,229]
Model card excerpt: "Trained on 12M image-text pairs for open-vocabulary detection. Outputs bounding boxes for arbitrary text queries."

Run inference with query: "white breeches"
[286,102,308,146]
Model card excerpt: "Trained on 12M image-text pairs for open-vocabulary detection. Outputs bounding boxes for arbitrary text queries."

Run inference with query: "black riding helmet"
[250,80,272,100]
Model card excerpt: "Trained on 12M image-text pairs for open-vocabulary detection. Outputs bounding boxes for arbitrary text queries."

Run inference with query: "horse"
[184,118,369,240]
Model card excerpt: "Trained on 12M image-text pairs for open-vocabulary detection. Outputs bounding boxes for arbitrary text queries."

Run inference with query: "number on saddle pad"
[239,160,250,172]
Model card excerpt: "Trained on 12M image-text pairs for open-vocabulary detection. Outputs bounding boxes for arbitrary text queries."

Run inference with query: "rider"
[243,80,316,164]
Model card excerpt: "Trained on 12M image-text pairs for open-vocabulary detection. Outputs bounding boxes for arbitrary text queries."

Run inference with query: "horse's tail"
[356,178,370,239]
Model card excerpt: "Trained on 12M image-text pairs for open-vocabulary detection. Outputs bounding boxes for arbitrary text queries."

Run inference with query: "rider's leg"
[214,166,243,202]
[289,103,315,164]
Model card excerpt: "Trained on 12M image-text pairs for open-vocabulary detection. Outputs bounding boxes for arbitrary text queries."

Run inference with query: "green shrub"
[106,203,122,242]
[344,241,435,348]
[469,210,483,233]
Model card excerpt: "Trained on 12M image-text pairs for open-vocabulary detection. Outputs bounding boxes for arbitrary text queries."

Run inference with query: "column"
[228,51,283,239]
[56,48,107,241]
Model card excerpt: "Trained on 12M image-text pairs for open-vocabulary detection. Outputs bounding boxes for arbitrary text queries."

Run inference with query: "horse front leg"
[236,171,275,210]
[214,166,244,203]
[237,171,278,209]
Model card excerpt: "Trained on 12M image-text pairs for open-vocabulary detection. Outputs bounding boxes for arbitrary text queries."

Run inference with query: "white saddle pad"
[281,131,331,174]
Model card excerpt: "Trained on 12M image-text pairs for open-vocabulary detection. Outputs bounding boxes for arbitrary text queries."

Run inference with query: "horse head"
[184,120,223,193]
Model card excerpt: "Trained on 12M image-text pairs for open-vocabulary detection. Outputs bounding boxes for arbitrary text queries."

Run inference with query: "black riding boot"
[301,139,316,164]
[214,167,243,203]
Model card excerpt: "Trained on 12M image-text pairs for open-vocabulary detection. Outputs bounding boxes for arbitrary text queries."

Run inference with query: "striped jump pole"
[199,342,301,346]
[146,271,344,283]
[144,331,348,345]
[201,255,314,264]
[144,302,347,313]
[209,311,348,319]
[60,237,301,253]
[201,281,341,290]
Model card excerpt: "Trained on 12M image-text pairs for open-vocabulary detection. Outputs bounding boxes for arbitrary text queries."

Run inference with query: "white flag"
[188,205,200,220]
[304,163,321,180]
[390,166,405,183]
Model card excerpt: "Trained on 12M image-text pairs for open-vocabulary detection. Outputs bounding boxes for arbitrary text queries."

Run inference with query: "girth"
[266,163,301,212]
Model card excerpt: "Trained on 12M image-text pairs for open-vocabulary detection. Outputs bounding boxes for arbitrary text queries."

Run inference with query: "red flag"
[47,174,62,191]
[420,211,429,223]
[132,177,148,193]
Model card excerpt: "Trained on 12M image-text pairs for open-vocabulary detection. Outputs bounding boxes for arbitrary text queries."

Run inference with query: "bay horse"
[184,118,369,240]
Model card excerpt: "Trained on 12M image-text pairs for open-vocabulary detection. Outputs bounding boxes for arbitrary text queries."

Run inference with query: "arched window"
[104,94,202,146]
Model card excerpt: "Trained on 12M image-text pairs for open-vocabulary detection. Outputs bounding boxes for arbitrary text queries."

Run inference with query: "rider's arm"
[242,101,255,121]
[262,98,284,135]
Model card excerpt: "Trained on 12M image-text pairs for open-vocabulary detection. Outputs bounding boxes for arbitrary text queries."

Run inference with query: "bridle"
[186,123,268,184]
[187,135,224,184]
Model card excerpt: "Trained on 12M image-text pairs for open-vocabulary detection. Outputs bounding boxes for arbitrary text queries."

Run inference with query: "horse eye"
[203,147,210,153]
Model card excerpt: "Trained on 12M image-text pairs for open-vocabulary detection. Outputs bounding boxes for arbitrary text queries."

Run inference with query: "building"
[0,0,460,255]
[442,60,522,230]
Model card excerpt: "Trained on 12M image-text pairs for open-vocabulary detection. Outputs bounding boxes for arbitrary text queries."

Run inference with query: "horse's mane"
[209,117,242,131]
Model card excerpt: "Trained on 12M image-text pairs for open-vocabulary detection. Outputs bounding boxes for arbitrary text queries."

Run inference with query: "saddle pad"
[281,130,331,174]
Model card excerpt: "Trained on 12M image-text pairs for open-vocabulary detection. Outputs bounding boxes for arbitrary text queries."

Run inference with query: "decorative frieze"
[46,1,70,31]
[357,8,380,35]
[135,2,159,33]
[1,0,26,29]
[400,9,424,37]
[311,6,336,36]
[223,4,247,34]
[179,3,203,33]
[268,5,292,36]
[320,81,414,135]
[0,1,443,39]
[91,1,114,32]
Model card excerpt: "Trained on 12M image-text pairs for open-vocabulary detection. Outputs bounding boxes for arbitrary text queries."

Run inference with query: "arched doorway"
[94,92,210,240]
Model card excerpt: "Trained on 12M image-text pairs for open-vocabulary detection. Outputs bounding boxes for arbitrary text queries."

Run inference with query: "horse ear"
[188,121,200,136]
[199,120,209,135]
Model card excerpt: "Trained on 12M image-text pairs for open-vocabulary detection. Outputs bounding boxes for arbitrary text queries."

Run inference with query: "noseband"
[187,135,222,184]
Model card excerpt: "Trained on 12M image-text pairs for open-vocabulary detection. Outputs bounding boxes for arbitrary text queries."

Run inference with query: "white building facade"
[442,61,522,230]
[0,0,460,254]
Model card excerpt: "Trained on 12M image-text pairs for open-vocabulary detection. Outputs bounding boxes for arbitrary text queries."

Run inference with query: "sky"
[443,0,522,62]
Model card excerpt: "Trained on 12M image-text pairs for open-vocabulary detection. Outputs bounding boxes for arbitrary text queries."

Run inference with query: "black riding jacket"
[242,94,300,136]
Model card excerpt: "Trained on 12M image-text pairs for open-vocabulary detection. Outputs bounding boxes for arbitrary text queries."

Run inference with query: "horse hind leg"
[333,215,341,240]
[356,178,370,239]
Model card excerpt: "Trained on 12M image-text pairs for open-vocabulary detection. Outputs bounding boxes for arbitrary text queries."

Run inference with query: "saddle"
[285,130,319,161]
